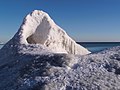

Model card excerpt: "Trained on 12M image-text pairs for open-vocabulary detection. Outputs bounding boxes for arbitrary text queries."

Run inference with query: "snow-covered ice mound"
[12,10,90,55]
[0,10,120,90]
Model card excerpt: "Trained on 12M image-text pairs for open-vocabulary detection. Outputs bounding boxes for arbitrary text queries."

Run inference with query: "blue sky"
[0,0,120,42]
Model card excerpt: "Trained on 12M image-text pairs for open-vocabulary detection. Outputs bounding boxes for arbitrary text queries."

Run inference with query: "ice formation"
[13,10,90,55]
[0,10,120,90]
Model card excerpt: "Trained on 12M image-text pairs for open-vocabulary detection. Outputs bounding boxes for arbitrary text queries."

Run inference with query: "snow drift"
[13,10,90,55]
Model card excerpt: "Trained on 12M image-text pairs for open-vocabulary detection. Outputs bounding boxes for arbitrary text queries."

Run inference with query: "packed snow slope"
[0,10,120,90]
[12,10,90,55]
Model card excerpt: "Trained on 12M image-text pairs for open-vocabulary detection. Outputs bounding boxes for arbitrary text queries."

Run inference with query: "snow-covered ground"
[0,10,120,90]
[0,43,120,90]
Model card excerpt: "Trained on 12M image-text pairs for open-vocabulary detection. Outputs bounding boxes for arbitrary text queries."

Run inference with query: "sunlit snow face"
[27,17,50,44]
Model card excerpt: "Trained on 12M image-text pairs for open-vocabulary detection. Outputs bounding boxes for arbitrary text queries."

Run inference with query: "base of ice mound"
[1,44,120,89]
[13,10,90,55]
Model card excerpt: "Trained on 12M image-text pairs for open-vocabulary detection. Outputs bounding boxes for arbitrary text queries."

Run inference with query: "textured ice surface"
[0,42,120,90]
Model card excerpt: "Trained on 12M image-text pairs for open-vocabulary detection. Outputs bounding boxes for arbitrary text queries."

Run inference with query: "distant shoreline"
[77,42,120,44]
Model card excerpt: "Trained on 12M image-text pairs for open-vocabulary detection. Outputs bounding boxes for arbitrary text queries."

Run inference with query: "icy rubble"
[0,44,120,90]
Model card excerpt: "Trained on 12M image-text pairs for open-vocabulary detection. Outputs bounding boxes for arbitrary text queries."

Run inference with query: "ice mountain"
[0,10,120,90]
[13,10,90,55]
